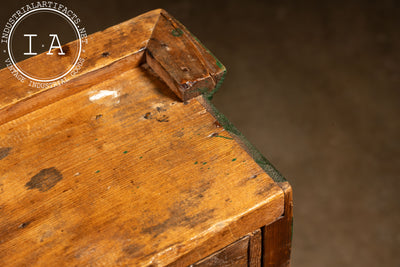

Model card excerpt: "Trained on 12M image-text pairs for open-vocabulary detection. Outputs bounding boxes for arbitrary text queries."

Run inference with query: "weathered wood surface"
[191,228,262,267]
[191,235,250,267]
[0,9,159,125]
[249,229,262,267]
[263,182,293,267]
[0,9,288,266]
[146,10,225,101]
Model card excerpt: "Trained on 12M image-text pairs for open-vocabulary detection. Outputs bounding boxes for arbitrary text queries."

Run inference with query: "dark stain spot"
[156,115,169,122]
[143,112,152,119]
[57,46,69,56]
[256,183,274,196]
[156,106,166,112]
[95,114,103,120]
[238,174,259,186]
[161,42,168,48]
[183,101,189,105]
[141,206,215,237]
[102,52,110,57]
[180,66,189,72]
[0,147,12,160]
[18,222,30,229]
[122,244,145,258]
[210,132,218,137]
[141,180,214,237]
[25,167,63,192]
[63,46,70,54]
[146,49,154,58]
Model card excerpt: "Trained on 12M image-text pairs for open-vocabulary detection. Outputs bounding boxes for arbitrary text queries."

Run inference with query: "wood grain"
[146,10,226,101]
[0,9,290,266]
[0,65,284,266]
[249,229,262,267]
[263,182,293,267]
[191,236,249,267]
[0,10,161,123]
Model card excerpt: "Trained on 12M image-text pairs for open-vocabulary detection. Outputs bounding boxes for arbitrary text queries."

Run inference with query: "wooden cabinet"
[0,9,292,266]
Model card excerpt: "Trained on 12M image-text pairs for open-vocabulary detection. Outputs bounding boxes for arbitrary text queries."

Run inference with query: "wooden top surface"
[0,9,285,266]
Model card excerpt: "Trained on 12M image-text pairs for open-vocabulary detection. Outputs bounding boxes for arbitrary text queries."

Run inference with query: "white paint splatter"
[89,90,119,102]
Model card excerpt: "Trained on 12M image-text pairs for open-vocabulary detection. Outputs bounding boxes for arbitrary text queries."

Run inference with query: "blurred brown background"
[2,0,399,266]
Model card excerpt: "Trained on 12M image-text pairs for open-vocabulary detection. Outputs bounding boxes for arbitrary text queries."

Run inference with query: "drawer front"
[191,230,262,267]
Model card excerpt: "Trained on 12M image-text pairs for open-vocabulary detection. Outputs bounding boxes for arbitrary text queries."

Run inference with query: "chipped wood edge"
[197,95,293,266]
[197,96,287,184]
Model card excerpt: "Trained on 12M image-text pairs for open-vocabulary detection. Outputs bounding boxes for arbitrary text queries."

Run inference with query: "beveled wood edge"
[146,10,226,101]
[145,96,288,267]
[197,96,287,184]
[154,186,284,267]
[0,8,226,125]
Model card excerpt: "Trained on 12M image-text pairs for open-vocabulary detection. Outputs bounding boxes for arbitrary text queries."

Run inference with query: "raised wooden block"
[0,9,292,266]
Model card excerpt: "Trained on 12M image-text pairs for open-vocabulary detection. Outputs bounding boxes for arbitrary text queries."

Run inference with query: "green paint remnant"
[202,70,227,100]
[202,162,207,165]
[95,170,100,173]
[202,97,286,183]
[232,158,237,162]
[208,167,210,170]
[88,158,91,160]
[215,60,223,69]
[194,161,198,165]
[214,134,233,140]
[123,151,128,154]
[95,138,98,141]
[171,28,183,37]
[139,156,143,159]
[137,186,140,189]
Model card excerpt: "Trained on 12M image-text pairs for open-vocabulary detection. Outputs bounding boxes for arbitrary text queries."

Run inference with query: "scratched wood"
[0,9,288,267]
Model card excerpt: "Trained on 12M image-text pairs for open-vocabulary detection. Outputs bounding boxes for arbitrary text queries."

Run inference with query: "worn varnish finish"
[191,229,262,267]
[191,236,250,266]
[0,9,291,266]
